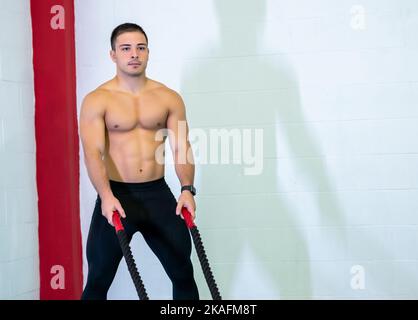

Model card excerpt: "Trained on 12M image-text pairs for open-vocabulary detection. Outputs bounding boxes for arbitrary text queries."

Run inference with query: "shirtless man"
[79,23,199,300]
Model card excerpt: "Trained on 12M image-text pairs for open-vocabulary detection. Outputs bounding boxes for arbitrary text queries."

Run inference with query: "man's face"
[110,31,149,77]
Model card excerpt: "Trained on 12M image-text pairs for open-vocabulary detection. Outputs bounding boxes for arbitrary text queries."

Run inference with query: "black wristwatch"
[181,185,196,196]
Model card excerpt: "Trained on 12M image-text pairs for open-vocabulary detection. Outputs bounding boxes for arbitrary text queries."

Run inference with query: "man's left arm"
[166,90,196,220]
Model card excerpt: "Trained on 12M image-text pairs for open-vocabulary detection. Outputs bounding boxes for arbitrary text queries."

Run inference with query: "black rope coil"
[189,226,222,300]
[117,231,149,300]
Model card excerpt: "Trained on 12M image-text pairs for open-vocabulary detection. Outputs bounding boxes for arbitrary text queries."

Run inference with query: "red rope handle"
[181,207,196,229]
[112,210,124,232]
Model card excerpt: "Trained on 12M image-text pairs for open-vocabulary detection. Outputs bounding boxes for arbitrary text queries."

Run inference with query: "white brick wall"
[0,0,39,299]
[76,0,418,299]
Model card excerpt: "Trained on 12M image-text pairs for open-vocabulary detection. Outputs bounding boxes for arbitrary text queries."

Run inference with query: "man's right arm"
[79,92,126,224]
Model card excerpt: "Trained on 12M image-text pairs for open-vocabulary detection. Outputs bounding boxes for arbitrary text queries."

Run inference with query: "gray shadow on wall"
[178,0,347,299]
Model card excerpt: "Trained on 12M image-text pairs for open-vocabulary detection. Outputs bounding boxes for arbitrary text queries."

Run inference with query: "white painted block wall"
[0,0,39,300]
[76,0,418,299]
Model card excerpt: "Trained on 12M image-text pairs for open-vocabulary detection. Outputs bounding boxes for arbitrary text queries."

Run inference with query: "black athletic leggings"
[81,177,199,300]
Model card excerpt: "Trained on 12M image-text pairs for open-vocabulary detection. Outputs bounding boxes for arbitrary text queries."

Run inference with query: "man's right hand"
[101,194,126,226]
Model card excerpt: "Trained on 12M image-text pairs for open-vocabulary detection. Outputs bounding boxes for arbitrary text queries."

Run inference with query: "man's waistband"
[109,176,168,193]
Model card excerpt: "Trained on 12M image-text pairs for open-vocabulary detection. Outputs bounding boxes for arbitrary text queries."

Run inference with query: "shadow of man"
[179,0,351,299]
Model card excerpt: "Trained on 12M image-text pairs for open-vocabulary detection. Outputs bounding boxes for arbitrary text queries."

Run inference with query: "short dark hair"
[110,23,148,50]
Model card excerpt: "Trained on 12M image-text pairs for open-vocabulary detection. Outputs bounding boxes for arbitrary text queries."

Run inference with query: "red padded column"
[30,0,83,299]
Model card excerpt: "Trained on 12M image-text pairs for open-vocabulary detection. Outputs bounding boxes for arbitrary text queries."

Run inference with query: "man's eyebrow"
[119,43,147,47]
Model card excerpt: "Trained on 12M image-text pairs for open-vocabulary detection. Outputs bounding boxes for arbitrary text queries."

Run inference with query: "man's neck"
[115,72,148,95]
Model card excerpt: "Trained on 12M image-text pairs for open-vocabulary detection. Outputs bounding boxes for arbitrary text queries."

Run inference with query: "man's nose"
[131,49,140,59]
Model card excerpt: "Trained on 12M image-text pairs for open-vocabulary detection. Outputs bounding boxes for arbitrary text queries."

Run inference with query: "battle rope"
[112,211,149,300]
[181,207,222,300]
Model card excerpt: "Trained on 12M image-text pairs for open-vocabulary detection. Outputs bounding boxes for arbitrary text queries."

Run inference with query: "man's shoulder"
[94,80,115,95]
[148,79,181,99]
[81,86,111,113]
[83,82,112,102]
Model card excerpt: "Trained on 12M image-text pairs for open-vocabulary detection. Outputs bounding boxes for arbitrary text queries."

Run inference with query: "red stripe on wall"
[30,0,83,299]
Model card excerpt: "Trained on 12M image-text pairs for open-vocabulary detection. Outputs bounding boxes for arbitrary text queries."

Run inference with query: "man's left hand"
[176,191,196,221]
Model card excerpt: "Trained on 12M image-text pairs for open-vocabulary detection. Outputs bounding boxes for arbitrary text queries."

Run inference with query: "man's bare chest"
[104,94,169,132]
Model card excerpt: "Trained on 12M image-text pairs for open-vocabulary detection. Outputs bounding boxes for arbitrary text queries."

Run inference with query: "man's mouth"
[128,61,141,66]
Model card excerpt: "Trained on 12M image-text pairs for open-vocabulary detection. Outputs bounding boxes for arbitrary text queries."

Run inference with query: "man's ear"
[110,49,116,63]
